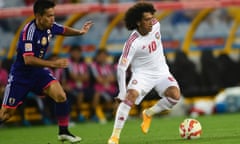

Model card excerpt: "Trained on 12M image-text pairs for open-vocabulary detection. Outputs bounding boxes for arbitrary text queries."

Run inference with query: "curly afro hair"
[124,2,156,30]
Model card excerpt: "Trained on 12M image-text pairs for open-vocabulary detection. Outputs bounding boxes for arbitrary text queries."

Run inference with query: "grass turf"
[0,113,240,144]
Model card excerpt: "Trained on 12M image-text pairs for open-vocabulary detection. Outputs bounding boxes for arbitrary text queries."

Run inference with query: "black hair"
[94,49,108,61]
[96,49,108,56]
[33,0,55,15]
[69,45,84,62]
[70,45,82,52]
[124,2,156,30]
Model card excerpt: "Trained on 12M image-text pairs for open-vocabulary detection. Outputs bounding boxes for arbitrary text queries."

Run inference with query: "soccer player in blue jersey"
[0,0,93,143]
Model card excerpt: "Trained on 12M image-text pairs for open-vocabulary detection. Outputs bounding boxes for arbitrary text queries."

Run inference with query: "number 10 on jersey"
[148,41,157,53]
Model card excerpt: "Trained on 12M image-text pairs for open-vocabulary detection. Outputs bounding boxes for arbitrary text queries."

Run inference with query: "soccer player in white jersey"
[108,2,181,144]
[0,0,93,143]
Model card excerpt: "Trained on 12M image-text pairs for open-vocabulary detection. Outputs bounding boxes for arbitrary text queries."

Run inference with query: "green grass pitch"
[0,113,240,144]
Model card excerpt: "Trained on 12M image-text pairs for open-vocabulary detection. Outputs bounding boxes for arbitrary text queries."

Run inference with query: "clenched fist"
[54,58,69,68]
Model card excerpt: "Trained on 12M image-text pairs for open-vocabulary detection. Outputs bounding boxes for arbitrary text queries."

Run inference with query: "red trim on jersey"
[43,79,58,90]
[2,101,23,109]
[152,18,158,25]
[22,23,30,41]
[23,52,34,56]
[123,32,139,58]
[62,27,66,34]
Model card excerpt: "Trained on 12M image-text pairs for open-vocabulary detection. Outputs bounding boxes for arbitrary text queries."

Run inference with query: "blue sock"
[55,100,70,133]
[55,100,70,116]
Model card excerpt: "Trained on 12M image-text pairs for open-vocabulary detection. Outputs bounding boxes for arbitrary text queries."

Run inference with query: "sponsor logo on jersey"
[25,43,32,52]
[48,34,52,41]
[120,58,127,66]
[8,97,15,106]
[155,32,160,39]
[132,79,137,85]
[39,48,44,58]
[47,29,52,41]
[47,29,51,34]
[41,37,47,46]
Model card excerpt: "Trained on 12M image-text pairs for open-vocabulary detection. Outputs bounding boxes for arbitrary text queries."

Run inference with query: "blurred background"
[1,0,240,126]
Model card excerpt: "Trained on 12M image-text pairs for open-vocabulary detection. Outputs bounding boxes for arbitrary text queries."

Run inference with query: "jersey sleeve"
[117,37,137,100]
[51,22,65,35]
[118,33,138,71]
[118,45,135,71]
[21,23,35,57]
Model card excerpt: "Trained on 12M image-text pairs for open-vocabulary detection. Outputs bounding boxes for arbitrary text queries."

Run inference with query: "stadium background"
[1,0,240,125]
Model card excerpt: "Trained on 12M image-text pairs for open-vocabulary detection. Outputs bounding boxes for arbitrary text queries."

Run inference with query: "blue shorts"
[2,68,57,109]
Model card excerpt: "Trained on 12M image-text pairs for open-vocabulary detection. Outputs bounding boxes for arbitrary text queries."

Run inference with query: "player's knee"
[125,89,139,105]
[54,92,67,103]
[165,86,181,100]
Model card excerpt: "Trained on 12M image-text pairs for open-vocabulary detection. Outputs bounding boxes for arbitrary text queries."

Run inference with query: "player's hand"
[80,21,93,34]
[54,58,68,68]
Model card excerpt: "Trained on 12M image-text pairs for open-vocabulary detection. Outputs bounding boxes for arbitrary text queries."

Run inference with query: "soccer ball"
[179,118,202,139]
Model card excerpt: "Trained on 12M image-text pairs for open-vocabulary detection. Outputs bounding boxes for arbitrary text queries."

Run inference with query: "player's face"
[97,52,108,64]
[38,8,55,29]
[70,50,81,62]
[138,12,154,35]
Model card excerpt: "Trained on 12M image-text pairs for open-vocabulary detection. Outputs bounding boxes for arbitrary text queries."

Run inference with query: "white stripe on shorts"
[3,74,13,105]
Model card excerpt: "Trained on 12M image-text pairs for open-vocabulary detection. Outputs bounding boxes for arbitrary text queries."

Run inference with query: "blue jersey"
[2,20,65,108]
[11,20,64,75]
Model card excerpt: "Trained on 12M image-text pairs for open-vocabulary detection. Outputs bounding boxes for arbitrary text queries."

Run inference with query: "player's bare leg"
[108,90,138,144]
[0,107,15,125]
[44,81,81,143]
[141,86,180,134]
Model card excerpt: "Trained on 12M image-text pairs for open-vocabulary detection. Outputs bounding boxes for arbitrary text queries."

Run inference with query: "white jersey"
[119,20,169,75]
[117,19,171,97]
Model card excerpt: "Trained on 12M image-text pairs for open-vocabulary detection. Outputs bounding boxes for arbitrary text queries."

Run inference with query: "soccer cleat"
[108,136,119,144]
[141,110,152,134]
[58,132,82,143]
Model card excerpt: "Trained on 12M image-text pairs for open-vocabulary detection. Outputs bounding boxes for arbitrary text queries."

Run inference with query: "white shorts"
[127,73,179,105]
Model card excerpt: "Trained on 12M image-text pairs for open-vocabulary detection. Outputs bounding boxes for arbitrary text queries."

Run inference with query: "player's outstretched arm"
[62,21,93,36]
[23,55,68,68]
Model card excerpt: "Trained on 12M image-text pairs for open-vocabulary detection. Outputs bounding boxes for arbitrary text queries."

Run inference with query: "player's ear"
[137,22,140,26]
[35,13,41,19]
